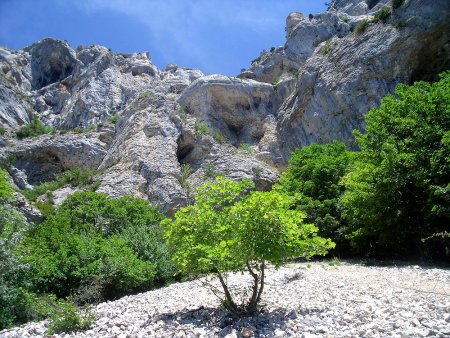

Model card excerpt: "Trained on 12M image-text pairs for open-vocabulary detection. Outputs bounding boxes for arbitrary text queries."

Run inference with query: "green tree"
[340,72,450,258]
[275,142,354,253]
[22,192,172,301]
[0,205,31,329]
[162,177,334,315]
[0,169,14,201]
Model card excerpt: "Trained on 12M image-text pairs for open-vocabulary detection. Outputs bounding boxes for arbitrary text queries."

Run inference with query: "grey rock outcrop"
[0,0,448,212]
[1,133,108,186]
[331,0,390,15]
[26,38,78,90]
[276,0,450,158]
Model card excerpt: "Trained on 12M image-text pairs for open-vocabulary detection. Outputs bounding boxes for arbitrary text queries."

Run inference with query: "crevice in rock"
[366,0,381,10]
[176,131,194,164]
[14,151,63,185]
[410,30,450,83]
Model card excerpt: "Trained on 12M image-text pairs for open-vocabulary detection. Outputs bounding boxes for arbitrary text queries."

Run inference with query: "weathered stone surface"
[331,0,390,16]
[25,38,79,90]
[0,0,448,212]
[2,133,108,186]
[277,0,450,159]
[179,75,277,146]
[285,11,351,62]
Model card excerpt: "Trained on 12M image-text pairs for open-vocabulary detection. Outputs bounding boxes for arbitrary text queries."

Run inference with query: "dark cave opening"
[176,132,194,164]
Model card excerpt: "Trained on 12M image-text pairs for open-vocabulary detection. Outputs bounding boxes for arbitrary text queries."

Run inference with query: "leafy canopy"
[275,141,354,252]
[162,177,334,314]
[0,169,14,201]
[22,192,173,301]
[340,72,450,258]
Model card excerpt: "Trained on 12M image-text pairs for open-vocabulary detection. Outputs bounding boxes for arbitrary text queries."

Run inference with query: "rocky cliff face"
[0,0,449,213]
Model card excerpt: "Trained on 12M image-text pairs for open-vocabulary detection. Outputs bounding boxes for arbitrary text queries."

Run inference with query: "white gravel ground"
[1,261,449,338]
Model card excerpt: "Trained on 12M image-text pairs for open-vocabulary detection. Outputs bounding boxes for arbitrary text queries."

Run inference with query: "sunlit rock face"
[0,0,449,210]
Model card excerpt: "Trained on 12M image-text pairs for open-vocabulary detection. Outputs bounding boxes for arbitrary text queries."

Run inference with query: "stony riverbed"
[1,262,449,338]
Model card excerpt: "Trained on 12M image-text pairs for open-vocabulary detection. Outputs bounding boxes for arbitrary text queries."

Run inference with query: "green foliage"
[15,90,32,105]
[276,142,354,252]
[179,163,193,203]
[203,162,222,179]
[0,169,14,201]
[108,113,120,124]
[195,121,210,136]
[319,39,337,56]
[0,124,5,136]
[34,201,55,218]
[239,143,253,152]
[46,299,94,334]
[288,69,299,78]
[391,0,404,10]
[16,116,53,139]
[177,107,188,124]
[373,7,391,23]
[340,72,450,258]
[355,20,368,34]
[340,14,350,23]
[195,121,226,143]
[162,177,334,314]
[22,168,97,202]
[138,91,154,100]
[22,192,169,301]
[0,204,31,329]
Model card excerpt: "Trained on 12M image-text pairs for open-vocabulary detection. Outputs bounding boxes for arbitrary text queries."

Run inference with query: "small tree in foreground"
[162,177,334,315]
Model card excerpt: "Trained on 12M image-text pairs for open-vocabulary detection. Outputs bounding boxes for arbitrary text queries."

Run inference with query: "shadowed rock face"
[27,39,78,90]
[0,0,449,211]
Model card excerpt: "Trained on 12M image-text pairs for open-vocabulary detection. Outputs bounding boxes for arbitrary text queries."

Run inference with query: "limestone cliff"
[0,0,448,212]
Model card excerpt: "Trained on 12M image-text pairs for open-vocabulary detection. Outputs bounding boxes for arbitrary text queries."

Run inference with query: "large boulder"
[26,38,78,90]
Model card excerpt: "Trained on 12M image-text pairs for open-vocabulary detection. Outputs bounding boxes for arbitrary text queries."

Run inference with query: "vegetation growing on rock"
[16,115,53,139]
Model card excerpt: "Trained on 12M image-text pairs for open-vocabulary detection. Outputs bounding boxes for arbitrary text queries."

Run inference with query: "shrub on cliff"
[16,115,53,139]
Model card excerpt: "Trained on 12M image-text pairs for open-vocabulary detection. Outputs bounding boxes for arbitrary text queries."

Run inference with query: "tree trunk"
[217,271,239,314]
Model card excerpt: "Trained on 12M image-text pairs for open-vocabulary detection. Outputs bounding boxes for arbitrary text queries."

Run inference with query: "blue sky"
[0,0,326,75]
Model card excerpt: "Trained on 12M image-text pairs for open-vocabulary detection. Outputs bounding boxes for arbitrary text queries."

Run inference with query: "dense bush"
[46,299,94,335]
[0,205,31,329]
[16,115,53,138]
[275,142,354,253]
[355,20,368,34]
[0,171,37,329]
[373,7,391,23]
[0,169,14,201]
[163,177,334,315]
[341,72,450,259]
[22,192,174,302]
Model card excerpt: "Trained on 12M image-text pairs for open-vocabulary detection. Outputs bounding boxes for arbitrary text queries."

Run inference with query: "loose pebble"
[0,263,449,337]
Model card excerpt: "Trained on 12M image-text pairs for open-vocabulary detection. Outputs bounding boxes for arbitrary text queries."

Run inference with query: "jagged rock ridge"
[0,0,449,212]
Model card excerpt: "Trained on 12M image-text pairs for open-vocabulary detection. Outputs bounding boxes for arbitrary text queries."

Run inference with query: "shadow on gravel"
[344,258,450,270]
[143,306,298,337]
